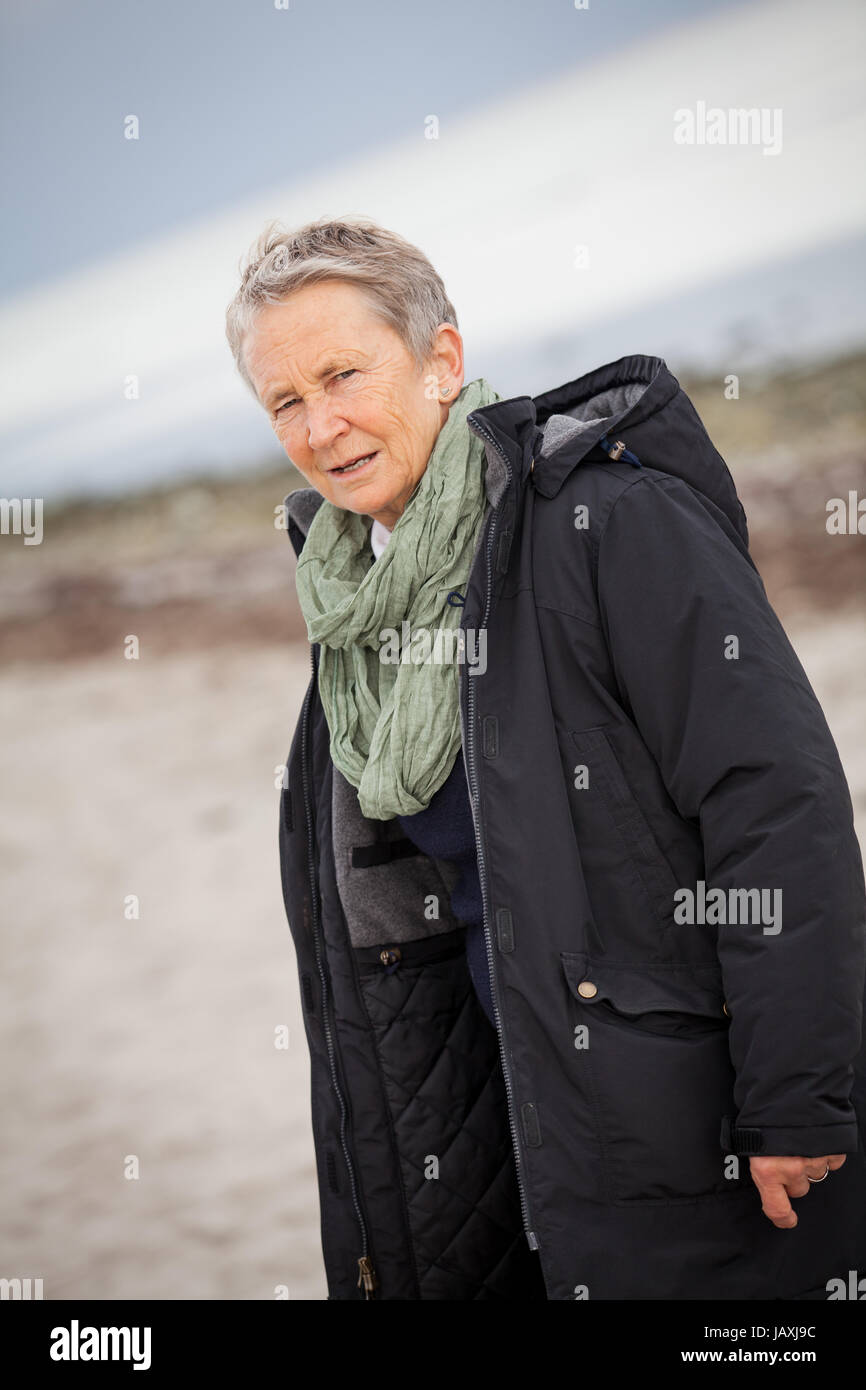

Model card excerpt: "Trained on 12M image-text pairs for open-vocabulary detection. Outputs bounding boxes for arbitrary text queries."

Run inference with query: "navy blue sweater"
[397,754,495,1027]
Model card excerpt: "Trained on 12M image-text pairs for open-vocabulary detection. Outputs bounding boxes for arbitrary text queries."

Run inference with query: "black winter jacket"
[278,353,866,1300]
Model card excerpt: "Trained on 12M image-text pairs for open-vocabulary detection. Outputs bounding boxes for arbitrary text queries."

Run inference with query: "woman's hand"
[749,1154,848,1228]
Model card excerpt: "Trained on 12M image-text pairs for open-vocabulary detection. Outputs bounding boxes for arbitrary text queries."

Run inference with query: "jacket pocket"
[568,727,680,945]
[561,951,751,1204]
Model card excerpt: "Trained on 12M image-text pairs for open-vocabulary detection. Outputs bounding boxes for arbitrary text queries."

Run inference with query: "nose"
[305,390,349,454]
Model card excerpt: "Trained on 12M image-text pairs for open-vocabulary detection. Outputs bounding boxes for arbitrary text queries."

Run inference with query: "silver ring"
[807,1164,831,1183]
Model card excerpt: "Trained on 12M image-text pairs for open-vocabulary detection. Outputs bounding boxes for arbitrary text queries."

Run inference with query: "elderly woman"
[225,217,866,1302]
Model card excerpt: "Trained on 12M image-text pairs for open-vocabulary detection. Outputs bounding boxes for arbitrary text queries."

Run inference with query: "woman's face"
[242,279,464,529]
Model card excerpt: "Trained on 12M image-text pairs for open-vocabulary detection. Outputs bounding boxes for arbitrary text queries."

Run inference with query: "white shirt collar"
[370,518,392,560]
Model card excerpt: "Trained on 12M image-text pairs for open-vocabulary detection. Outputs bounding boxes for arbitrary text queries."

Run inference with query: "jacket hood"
[283,354,748,555]
[469,352,749,547]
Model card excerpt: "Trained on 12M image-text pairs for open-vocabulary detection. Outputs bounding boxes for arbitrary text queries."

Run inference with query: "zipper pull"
[598,434,643,468]
[379,946,401,975]
[357,1255,378,1298]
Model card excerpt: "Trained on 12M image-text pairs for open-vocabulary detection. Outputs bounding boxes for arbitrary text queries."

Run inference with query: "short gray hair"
[225,215,459,396]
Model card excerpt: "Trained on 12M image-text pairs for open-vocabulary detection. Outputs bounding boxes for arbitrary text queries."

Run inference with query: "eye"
[275,368,356,415]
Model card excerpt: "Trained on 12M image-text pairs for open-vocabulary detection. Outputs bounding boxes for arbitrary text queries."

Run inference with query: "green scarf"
[294,377,501,819]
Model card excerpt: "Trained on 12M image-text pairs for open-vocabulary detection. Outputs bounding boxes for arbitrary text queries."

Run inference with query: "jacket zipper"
[300,643,378,1299]
[461,415,538,1253]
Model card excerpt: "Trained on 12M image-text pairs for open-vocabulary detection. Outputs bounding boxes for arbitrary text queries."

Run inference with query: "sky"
[1,0,864,499]
[0,0,741,299]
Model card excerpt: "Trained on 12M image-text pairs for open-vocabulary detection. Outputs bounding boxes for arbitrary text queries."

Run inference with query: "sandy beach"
[0,643,327,1300]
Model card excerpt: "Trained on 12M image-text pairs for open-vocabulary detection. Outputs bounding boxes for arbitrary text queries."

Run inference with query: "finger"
[786,1176,811,1198]
[803,1161,829,1182]
[752,1176,798,1228]
[828,1154,847,1172]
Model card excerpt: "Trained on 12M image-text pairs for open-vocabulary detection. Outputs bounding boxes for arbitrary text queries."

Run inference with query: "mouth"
[328,451,378,477]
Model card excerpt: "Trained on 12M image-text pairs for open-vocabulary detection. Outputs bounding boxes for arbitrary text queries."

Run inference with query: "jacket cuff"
[720,1115,859,1157]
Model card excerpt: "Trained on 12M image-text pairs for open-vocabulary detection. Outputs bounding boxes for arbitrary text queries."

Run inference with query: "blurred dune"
[1,351,864,667]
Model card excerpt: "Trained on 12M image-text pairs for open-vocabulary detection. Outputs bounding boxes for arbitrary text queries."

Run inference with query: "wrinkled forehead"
[241,282,393,393]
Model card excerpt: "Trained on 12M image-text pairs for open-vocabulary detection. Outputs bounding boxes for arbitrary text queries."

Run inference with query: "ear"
[427,323,464,400]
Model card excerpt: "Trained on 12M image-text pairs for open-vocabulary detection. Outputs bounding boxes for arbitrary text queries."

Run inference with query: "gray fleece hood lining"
[537,382,648,462]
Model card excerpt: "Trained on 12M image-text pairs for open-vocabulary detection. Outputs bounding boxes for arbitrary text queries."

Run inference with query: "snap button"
[577,980,598,999]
